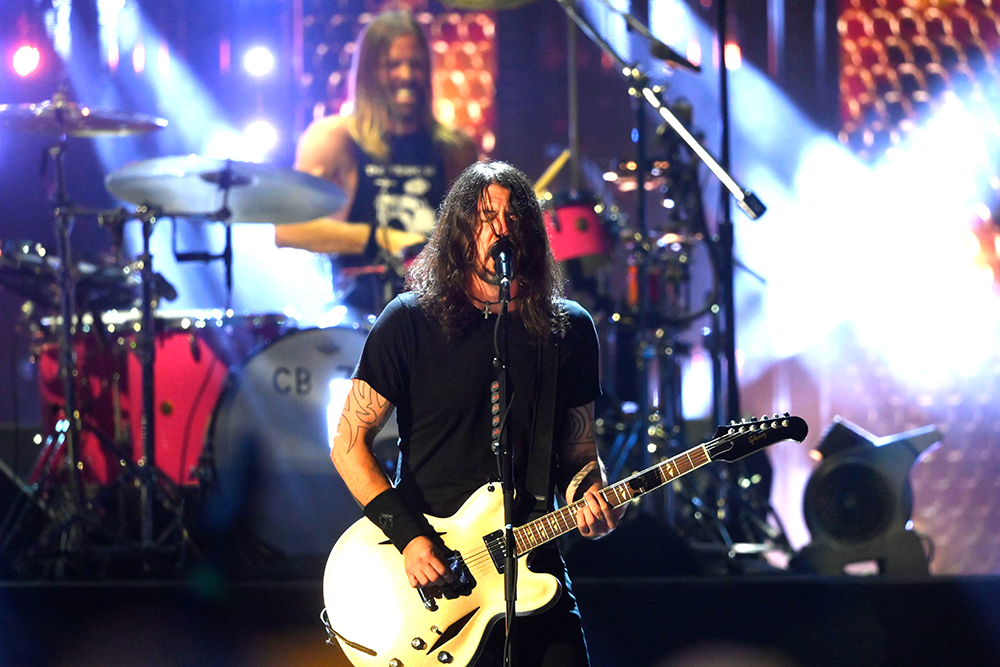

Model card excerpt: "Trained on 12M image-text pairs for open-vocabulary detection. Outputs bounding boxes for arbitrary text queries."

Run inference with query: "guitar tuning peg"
[759,414,768,421]
[730,420,738,426]
[772,413,780,419]
[782,412,790,417]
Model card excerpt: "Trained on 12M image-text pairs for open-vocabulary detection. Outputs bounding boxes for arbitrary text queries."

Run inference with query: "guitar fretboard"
[513,444,711,556]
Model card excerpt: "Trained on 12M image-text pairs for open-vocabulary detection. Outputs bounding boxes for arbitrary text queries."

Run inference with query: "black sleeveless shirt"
[346,128,448,245]
[337,129,448,312]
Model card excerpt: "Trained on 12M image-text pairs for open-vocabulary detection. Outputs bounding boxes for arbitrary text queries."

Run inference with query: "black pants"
[474,547,590,667]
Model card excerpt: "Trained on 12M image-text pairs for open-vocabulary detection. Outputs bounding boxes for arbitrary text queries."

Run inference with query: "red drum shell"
[35,334,127,486]
[544,200,610,262]
[126,312,294,486]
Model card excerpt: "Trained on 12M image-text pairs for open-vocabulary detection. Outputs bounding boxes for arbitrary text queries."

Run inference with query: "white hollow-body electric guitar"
[323,415,808,667]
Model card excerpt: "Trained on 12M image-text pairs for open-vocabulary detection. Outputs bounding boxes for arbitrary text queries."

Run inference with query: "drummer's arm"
[275,118,424,255]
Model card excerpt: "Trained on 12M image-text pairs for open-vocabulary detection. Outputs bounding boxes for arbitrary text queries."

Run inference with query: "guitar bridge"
[417,550,476,610]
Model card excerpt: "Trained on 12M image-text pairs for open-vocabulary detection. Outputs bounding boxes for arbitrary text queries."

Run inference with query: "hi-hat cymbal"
[0,99,168,137]
[105,155,346,224]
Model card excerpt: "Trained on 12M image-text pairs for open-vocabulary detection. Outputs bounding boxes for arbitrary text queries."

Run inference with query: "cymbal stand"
[170,162,238,311]
[131,205,199,565]
[46,134,85,520]
[135,205,158,548]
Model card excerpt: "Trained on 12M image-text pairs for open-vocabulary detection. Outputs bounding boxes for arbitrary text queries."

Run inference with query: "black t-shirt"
[354,292,601,519]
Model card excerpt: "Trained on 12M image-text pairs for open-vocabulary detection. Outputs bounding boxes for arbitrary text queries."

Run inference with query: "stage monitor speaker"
[791,417,940,576]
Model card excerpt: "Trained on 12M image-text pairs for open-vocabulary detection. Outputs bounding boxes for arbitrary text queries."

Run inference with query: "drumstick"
[533,148,571,198]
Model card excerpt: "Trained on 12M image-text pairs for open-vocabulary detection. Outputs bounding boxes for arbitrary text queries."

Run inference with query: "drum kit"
[0,91,374,577]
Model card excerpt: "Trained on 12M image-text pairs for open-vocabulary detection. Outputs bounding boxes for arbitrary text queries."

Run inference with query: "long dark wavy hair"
[406,161,567,343]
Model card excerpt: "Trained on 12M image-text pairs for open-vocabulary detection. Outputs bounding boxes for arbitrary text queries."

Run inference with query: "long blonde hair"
[347,11,455,160]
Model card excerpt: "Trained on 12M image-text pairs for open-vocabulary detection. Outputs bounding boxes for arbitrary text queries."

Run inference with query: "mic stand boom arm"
[554,0,766,221]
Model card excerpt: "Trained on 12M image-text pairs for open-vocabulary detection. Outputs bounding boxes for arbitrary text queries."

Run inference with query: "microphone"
[489,237,516,286]
[650,40,701,73]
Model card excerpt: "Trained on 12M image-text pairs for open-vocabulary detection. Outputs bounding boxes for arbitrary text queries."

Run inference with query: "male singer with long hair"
[330,160,624,666]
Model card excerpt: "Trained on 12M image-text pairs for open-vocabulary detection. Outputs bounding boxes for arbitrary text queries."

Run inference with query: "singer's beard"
[476,264,501,286]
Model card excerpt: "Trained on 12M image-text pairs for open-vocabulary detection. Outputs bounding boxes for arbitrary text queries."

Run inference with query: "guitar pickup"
[483,530,506,573]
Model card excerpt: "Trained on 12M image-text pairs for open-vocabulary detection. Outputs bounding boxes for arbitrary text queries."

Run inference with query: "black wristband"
[363,488,435,553]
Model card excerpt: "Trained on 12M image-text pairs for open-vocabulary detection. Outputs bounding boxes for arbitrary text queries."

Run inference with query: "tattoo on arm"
[561,403,602,502]
[564,405,595,445]
[338,381,392,454]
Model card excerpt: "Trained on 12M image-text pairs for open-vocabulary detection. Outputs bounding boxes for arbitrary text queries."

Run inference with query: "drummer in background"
[275,10,478,312]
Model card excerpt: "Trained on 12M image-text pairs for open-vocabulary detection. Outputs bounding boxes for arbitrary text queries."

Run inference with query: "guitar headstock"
[706,414,808,462]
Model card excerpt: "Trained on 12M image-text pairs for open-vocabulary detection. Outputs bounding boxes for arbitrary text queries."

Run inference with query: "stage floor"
[1,574,998,667]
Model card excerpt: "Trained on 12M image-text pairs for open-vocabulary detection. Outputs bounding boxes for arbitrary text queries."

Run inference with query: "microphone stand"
[492,261,516,667]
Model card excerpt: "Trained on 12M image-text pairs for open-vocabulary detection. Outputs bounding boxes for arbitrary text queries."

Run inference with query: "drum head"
[199,326,397,575]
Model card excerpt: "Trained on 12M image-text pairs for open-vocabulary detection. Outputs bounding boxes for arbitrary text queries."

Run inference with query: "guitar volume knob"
[389,660,403,667]
[437,652,453,663]
[411,638,427,650]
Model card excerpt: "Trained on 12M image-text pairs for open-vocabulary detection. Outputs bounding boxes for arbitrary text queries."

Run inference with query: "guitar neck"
[513,444,711,556]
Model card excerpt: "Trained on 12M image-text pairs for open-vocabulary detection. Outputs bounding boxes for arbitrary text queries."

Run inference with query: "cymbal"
[0,99,168,137]
[105,155,347,224]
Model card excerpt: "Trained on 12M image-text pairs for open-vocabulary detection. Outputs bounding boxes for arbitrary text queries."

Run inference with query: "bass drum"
[200,325,397,572]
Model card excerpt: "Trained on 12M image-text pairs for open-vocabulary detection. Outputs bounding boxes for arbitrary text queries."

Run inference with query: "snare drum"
[201,324,396,559]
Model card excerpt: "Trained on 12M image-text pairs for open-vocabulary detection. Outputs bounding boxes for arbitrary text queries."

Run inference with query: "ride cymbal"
[0,99,167,137]
[105,155,347,224]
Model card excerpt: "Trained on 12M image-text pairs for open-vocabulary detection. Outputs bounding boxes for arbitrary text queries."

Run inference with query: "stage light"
[243,46,275,77]
[205,130,245,160]
[791,417,941,576]
[724,42,742,70]
[133,42,145,73]
[11,45,41,77]
[243,120,278,156]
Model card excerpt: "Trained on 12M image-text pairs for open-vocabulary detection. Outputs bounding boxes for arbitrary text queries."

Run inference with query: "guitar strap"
[525,337,559,522]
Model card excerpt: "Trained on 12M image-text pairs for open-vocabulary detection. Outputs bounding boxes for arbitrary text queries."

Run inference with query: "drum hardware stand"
[46,132,85,517]
[131,204,200,565]
[556,0,779,555]
[18,126,133,570]
[167,161,243,311]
